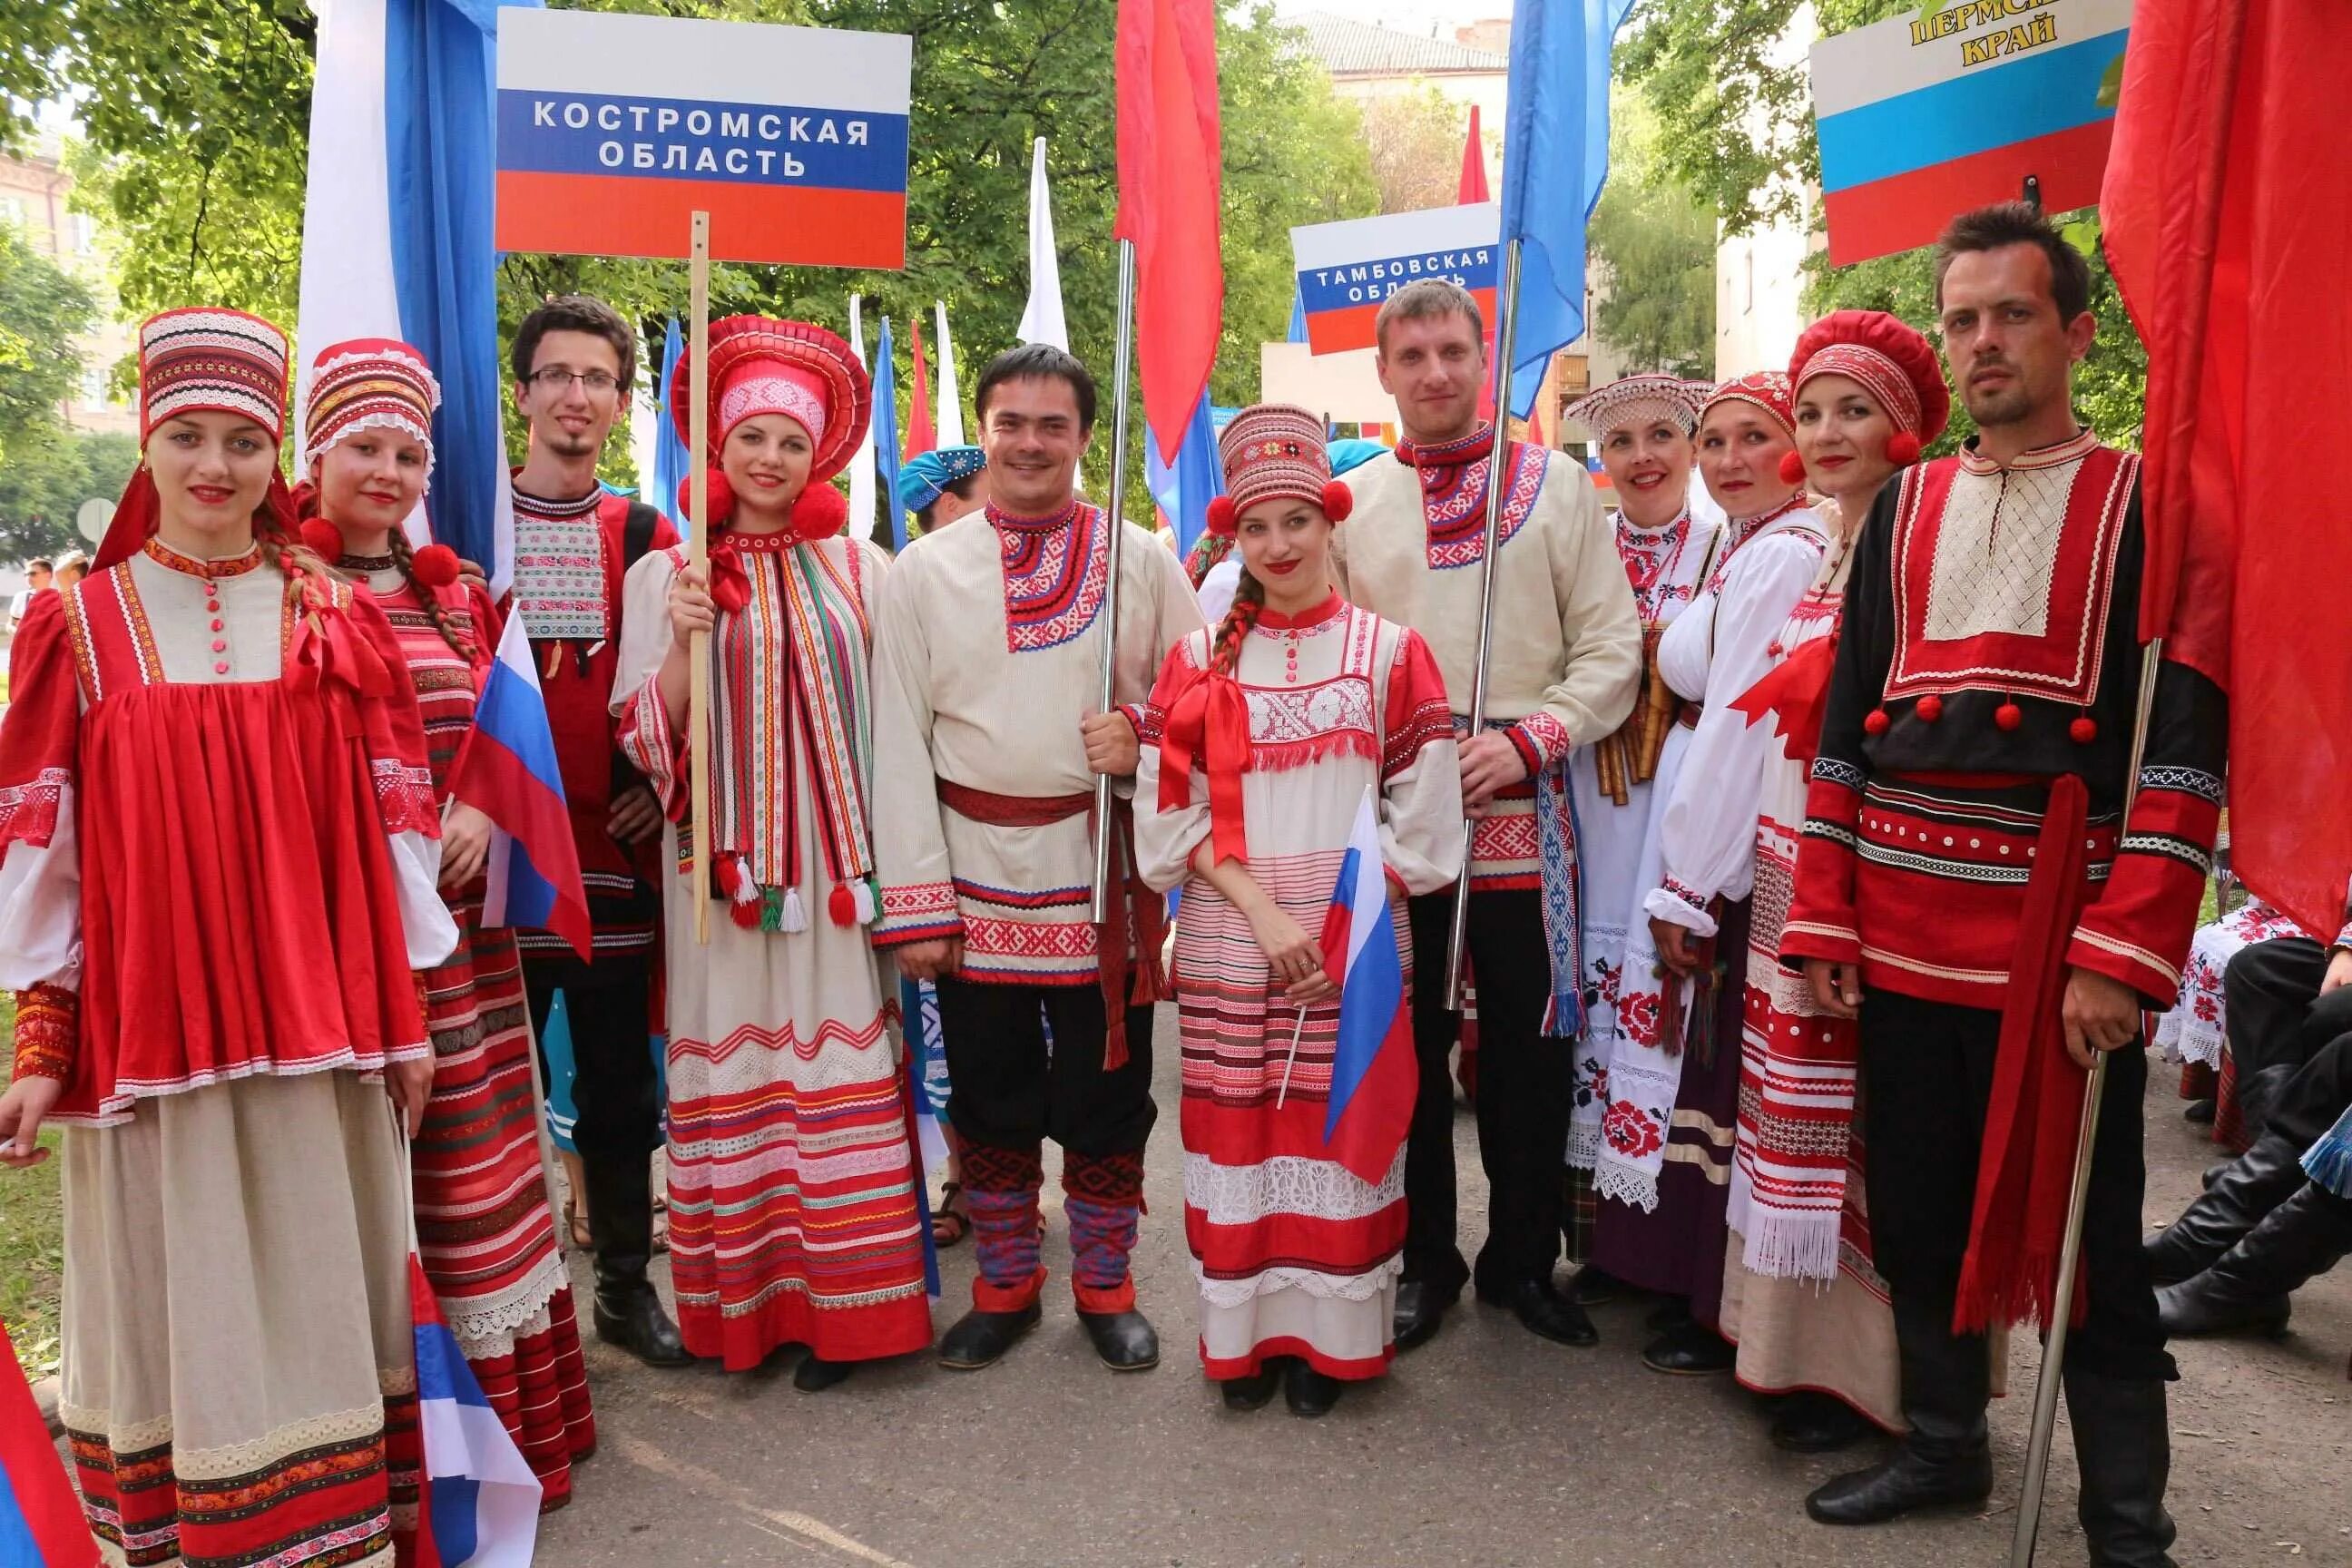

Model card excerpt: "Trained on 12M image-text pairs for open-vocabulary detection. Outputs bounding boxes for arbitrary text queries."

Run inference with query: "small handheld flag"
[1315,787,1416,1184]
[409,1256,543,1566]
[457,613,593,961]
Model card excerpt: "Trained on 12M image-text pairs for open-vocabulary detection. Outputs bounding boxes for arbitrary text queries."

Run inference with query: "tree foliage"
[0,428,139,559]
[1357,87,1470,216]
[0,222,97,466]
[1586,93,1714,378]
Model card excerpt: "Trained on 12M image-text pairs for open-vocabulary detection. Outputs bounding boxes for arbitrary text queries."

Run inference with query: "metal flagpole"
[688,211,713,945]
[1444,236,1524,1010]
[2009,641,2165,1566]
[1089,238,1140,924]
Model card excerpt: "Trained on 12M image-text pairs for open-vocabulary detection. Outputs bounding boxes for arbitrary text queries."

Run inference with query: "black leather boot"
[2143,1132,2309,1284]
[2159,1183,2352,1338]
[1077,1304,1161,1371]
[592,1253,692,1367]
[1283,1360,1342,1417]
[1392,1279,1457,1350]
[2063,1366,2177,1567]
[1805,1296,1992,1526]
[936,1300,1043,1369]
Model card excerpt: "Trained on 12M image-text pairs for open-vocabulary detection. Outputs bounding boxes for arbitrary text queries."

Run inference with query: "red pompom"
[410,543,461,588]
[1885,430,1923,466]
[827,882,857,927]
[1205,495,1238,537]
[299,519,346,559]
[1915,694,1944,723]
[790,483,848,540]
[677,467,734,526]
[1862,708,1891,736]
[729,897,764,929]
[1321,480,1354,524]
[1778,448,1809,486]
[1995,701,2024,731]
[2070,715,2099,745]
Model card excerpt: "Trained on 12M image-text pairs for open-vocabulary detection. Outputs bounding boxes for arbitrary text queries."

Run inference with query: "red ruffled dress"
[353,559,596,1507]
[0,538,451,1568]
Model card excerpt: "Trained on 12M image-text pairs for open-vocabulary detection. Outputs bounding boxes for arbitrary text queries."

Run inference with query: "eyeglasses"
[525,367,622,395]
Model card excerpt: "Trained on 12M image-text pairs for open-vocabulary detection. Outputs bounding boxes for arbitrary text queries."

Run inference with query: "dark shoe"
[2064,1367,2178,1567]
[1078,1307,1161,1371]
[2145,1132,2310,1284]
[2183,1098,2216,1124]
[1806,1293,1993,1526]
[1504,1279,1599,1347]
[1645,1296,1695,1334]
[592,1255,692,1367]
[1284,1360,1343,1417]
[1570,1266,1623,1307]
[1220,1362,1284,1411]
[2158,1183,2352,1338]
[1393,1279,1456,1351]
[1769,1391,1877,1453]
[1642,1320,1733,1375]
[937,1301,1043,1369]
[792,1354,853,1393]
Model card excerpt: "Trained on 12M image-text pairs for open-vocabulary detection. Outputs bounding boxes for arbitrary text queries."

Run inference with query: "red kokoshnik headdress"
[1788,308,1951,469]
[1203,402,1353,536]
[670,315,872,542]
[1702,369,1797,443]
[302,338,440,481]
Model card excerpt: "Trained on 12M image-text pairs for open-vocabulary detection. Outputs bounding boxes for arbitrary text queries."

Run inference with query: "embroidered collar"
[716,524,801,553]
[1618,503,1690,538]
[1720,492,1808,551]
[143,537,266,580]
[509,474,604,518]
[336,551,397,573]
[1254,592,1346,633]
[986,497,1083,534]
[1395,423,1495,472]
[1957,426,2101,476]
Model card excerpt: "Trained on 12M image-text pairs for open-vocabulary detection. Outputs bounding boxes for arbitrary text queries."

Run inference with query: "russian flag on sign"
[409,1258,541,1568]
[494,7,912,269]
[1316,787,1416,1185]
[454,613,593,962]
[1289,203,1501,357]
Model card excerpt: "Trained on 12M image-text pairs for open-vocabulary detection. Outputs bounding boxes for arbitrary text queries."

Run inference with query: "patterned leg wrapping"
[963,1142,1046,1310]
[1064,1151,1146,1313]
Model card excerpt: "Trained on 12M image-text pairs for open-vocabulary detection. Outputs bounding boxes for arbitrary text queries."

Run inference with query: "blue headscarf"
[897,445,987,515]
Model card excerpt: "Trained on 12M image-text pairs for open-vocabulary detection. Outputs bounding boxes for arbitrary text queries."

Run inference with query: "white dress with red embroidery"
[1575,497,1830,1208]
[612,531,931,1372]
[2153,898,2311,1070]
[1134,594,1463,1379]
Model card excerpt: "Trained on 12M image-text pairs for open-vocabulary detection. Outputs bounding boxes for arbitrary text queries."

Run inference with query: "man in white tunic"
[872,345,1205,1373]
[1331,279,1642,1350]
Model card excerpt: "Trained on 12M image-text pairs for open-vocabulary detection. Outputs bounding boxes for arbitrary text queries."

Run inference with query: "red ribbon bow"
[1157,666,1251,867]
[286,603,393,699]
[707,537,751,615]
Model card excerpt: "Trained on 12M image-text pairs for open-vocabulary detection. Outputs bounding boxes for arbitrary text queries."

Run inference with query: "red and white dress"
[613,531,931,1371]
[0,539,456,1568]
[1135,594,1463,1380]
[348,556,596,1504]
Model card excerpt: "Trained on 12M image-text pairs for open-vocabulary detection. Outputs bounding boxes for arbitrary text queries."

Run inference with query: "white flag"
[1016,137,1069,350]
[845,295,878,543]
[934,299,965,448]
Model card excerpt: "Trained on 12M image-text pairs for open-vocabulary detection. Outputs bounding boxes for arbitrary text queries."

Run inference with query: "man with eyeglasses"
[505,294,688,1367]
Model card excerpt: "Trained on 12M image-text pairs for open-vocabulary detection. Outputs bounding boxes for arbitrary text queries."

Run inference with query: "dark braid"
[1207,567,1266,678]
[387,529,475,661]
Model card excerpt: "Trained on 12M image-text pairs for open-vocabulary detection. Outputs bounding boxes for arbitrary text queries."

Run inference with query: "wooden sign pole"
[688,210,712,944]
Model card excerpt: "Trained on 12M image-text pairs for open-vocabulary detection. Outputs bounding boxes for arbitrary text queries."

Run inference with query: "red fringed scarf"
[1156,663,1251,867]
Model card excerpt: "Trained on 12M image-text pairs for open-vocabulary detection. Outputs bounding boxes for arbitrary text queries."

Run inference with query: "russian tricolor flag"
[1,1320,95,1568]
[1289,203,1501,358]
[1812,0,2132,266]
[1316,788,1416,1185]
[455,613,593,962]
[408,1257,541,1567]
[494,8,912,269]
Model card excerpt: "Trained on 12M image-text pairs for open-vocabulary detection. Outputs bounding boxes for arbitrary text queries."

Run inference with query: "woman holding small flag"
[298,338,597,1505]
[612,315,931,1387]
[0,309,456,1568]
[1136,405,1463,1417]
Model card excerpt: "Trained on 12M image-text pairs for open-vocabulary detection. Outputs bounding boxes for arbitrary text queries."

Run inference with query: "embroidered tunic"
[350,561,595,1504]
[1135,595,1462,1379]
[0,542,455,1568]
[870,500,1205,979]
[613,533,931,1371]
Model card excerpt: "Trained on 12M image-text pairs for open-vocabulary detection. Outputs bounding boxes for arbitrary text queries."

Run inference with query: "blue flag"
[1286,285,1308,345]
[1145,394,1229,554]
[873,317,904,552]
[651,317,689,526]
[1497,0,1633,419]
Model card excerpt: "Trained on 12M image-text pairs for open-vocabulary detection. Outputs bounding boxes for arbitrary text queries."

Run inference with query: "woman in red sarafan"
[0,308,458,1567]
[299,338,596,1509]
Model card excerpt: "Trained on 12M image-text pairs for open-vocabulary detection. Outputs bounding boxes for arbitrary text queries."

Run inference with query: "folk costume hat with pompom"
[1204,403,1353,537]
[1565,373,1710,439]
[670,315,871,542]
[1782,309,1951,482]
[97,307,297,572]
[296,338,463,588]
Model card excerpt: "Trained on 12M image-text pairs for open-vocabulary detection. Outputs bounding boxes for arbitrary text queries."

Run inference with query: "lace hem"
[1182,1148,1406,1228]
[371,759,439,836]
[1593,1158,1662,1215]
[0,767,66,849]
[440,1250,569,1357]
[1192,1255,1402,1308]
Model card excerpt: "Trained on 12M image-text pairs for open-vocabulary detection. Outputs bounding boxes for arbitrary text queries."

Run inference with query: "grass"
[0,994,67,1382]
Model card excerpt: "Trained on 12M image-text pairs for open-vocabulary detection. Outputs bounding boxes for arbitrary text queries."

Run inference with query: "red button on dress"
[213,662,230,675]
[211,639,227,652]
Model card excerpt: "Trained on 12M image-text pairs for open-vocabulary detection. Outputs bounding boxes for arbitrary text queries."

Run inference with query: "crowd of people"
[0,198,2328,1568]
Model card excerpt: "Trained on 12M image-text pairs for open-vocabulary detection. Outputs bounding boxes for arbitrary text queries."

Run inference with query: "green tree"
[0,428,139,559]
[0,222,97,468]
[1587,93,1714,377]
[1357,86,1469,216]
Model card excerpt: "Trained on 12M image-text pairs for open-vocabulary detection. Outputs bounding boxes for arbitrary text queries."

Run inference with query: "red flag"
[1457,104,1490,204]
[2102,0,2352,938]
[904,316,937,462]
[0,1320,98,1567]
[1115,0,1222,466]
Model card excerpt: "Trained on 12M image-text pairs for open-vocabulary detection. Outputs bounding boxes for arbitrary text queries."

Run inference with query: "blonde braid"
[387,529,475,661]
